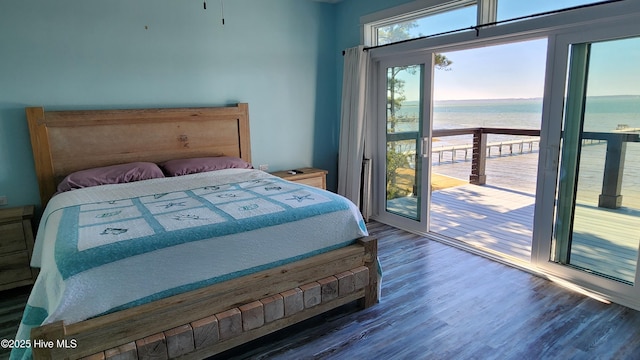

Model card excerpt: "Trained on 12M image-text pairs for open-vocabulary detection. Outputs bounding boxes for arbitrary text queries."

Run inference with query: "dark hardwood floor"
[215,222,640,359]
[3,221,640,359]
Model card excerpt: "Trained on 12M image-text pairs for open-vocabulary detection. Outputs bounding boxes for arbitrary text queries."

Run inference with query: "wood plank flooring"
[213,222,640,359]
[3,222,640,359]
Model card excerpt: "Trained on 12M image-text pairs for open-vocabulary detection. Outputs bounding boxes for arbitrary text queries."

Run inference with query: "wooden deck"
[430,184,534,262]
[388,147,640,284]
[571,202,639,283]
[429,183,639,284]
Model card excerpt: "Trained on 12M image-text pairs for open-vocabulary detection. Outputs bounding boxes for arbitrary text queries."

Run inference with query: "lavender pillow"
[57,162,165,192]
[159,156,253,176]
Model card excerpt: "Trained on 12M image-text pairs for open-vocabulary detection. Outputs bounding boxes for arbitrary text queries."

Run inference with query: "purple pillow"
[159,156,253,176]
[57,162,165,192]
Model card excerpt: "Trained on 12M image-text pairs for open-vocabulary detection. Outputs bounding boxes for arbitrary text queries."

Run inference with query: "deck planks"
[429,184,535,261]
[427,182,639,283]
[430,145,639,282]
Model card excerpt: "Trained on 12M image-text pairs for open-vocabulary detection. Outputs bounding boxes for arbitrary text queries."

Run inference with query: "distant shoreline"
[399,94,640,106]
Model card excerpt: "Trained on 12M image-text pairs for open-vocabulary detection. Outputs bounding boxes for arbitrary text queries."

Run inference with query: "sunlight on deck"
[386,143,639,284]
[388,182,638,284]
[428,184,534,262]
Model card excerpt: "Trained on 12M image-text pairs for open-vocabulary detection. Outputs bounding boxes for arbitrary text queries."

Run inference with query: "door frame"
[371,52,434,234]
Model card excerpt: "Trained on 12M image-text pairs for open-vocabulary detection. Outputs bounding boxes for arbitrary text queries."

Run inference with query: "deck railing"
[389,127,640,209]
[387,127,640,209]
[433,138,539,163]
[431,127,540,186]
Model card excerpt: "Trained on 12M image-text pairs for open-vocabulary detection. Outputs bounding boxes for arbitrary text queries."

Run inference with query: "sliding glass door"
[554,38,640,284]
[375,54,433,233]
[534,25,640,307]
[364,0,640,310]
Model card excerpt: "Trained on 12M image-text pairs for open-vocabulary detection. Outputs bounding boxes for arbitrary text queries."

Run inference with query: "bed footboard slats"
[32,237,378,360]
[75,265,370,360]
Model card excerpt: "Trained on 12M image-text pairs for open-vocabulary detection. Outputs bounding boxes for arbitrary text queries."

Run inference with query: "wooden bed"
[25,103,378,360]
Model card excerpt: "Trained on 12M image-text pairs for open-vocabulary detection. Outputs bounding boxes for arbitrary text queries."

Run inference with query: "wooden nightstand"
[0,205,37,291]
[270,167,328,190]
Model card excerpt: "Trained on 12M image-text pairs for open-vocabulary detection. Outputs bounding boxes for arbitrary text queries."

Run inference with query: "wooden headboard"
[26,103,251,207]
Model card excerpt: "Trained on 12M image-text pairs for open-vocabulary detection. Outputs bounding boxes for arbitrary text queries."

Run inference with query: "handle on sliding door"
[420,137,429,158]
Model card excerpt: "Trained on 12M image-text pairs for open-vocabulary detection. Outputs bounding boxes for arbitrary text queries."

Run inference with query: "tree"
[435,53,453,70]
[377,21,420,46]
[377,21,453,69]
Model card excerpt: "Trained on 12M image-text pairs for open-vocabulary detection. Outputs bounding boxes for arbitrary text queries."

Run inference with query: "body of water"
[395,96,640,146]
[390,96,640,204]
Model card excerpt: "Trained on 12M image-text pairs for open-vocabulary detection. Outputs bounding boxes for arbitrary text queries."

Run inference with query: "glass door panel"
[376,55,432,233]
[554,37,640,285]
[385,64,425,220]
[429,39,546,263]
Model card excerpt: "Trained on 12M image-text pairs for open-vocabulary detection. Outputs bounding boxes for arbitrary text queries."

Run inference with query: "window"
[365,0,615,47]
[366,0,478,46]
[376,2,477,46]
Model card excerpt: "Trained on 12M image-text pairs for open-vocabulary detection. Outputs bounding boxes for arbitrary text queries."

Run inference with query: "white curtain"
[337,45,370,208]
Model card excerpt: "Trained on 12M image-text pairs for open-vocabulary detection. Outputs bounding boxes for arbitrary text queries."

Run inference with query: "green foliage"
[435,53,453,70]
[386,141,411,200]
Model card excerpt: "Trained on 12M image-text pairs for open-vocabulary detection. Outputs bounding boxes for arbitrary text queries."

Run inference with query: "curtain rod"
[342,0,624,55]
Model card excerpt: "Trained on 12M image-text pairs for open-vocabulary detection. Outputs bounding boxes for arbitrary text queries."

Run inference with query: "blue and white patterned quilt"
[11,169,367,360]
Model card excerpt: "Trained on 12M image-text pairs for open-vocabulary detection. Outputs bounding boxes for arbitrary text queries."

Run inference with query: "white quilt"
[12,169,367,360]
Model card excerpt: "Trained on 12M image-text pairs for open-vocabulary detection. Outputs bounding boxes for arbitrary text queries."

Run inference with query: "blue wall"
[0,0,422,211]
[0,0,337,209]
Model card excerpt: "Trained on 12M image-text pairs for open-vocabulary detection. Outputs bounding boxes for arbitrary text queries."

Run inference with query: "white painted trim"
[531,33,567,268]
[367,0,639,60]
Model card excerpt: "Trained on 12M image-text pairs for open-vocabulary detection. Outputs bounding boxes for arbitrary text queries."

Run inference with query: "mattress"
[12,168,368,360]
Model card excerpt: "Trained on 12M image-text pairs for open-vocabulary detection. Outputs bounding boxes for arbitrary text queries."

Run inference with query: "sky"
[394,0,640,101]
[432,39,547,101]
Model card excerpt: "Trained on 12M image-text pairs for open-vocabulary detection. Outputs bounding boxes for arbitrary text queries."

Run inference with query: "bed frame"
[25,103,378,360]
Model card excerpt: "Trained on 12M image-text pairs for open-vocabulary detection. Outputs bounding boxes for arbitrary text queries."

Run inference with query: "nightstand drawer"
[0,222,28,254]
[0,205,36,290]
[295,176,325,189]
[269,168,328,190]
[0,251,32,284]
